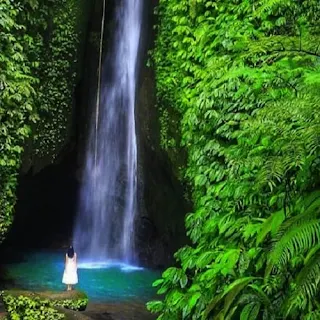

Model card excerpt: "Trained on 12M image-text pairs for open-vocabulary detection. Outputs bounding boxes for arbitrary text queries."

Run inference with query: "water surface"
[4,252,160,303]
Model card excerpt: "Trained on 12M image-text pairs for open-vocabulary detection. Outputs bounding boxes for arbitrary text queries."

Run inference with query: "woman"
[62,245,78,291]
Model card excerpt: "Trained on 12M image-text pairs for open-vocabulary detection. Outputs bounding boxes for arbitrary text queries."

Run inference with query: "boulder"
[1,289,89,319]
[57,307,93,320]
[37,290,89,311]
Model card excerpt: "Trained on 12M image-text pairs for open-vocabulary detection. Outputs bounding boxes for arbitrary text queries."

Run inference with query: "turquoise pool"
[4,251,161,303]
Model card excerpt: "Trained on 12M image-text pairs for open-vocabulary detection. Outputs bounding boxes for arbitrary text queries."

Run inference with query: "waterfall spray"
[74,0,142,263]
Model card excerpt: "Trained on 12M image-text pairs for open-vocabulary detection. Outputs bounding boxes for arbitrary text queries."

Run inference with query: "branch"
[271,48,320,58]
[275,75,298,97]
[273,40,320,58]
[299,26,302,52]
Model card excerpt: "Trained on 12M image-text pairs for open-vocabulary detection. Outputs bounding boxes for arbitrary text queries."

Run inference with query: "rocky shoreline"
[0,290,155,320]
[83,302,155,320]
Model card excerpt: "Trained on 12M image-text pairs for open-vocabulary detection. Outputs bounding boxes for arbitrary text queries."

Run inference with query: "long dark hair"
[67,245,75,258]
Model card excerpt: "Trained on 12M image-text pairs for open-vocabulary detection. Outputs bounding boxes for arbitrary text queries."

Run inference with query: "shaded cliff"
[135,0,189,267]
[4,0,189,268]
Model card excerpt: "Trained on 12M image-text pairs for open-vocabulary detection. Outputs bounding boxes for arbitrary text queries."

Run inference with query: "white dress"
[62,254,78,285]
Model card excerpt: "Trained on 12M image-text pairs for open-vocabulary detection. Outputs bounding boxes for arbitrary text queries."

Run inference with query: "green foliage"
[34,0,83,159]
[52,298,87,311]
[1,292,65,320]
[147,0,320,319]
[0,0,38,243]
[0,0,85,242]
[41,290,88,311]
[0,290,88,319]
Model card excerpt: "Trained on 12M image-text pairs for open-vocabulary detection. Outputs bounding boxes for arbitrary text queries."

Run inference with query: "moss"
[1,291,64,320]
[1,289,88,315]
[38,290,88,311]
[0,0,89,247]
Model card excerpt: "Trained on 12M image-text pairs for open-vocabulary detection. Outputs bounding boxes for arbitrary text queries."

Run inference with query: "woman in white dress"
[62,245,78,291]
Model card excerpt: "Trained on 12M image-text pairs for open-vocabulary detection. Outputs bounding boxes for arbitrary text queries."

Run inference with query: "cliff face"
[77,0,189,267]
[20,0,92,176]
[135,0,189,267]
[0,0,92,246]
[12,0,188,268]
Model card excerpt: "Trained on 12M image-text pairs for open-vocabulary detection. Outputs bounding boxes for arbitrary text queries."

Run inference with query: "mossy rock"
[37,290,88,311]
[0,312,7,320]
[0,291,64,320]
[1,289,88,312]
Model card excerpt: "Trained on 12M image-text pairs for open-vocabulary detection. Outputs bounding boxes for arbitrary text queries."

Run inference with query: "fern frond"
[255,0,292,17]
[290,251,320,306]
[277,191,320,235]
[266,219,320,276]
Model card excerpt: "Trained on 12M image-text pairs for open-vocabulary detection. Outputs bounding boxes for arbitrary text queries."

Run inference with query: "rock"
[0,300,5,319]
[1,289,88,311]
[56,307,93,320]
[37,289,89,311]
[0,312,7,320]
[83,301,155,320]
[134,0,190,268]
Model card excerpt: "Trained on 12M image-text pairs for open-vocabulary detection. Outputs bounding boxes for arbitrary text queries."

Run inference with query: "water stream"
[74,0,142,263]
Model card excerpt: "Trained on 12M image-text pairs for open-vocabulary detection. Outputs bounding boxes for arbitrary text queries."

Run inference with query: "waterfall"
[73,0,142,263]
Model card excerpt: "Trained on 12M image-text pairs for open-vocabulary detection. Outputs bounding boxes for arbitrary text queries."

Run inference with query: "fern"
[288,250,320,311]
[148,0,320,319]
[266,219,320,276]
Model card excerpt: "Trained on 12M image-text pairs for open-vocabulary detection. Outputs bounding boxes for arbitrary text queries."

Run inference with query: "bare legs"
[66,285,72,291]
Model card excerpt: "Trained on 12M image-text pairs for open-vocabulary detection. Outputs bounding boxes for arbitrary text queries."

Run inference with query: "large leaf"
[202,277,257,319]
[240,302,261,320]
[256,210,285,245]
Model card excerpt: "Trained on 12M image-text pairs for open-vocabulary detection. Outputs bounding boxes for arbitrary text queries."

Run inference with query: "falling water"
[73,0,142,263]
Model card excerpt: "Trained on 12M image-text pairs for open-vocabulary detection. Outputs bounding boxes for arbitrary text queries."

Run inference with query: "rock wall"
[76,0,189,268]
[20,0,92,176]
[134,0,189,268]
[12,0,189,268]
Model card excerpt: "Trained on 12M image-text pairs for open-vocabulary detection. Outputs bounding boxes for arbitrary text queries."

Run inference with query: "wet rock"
[83,301,155,320]
[57,307,93,320]
[37,289,89,311]
[0,300,5,315]
[0,312,7,320]
[134,0,190,268]
[1,289,88,311]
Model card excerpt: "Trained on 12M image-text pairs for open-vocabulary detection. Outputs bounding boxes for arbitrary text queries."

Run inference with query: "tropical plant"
[0,0,85,242]
[147,0,320,318]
